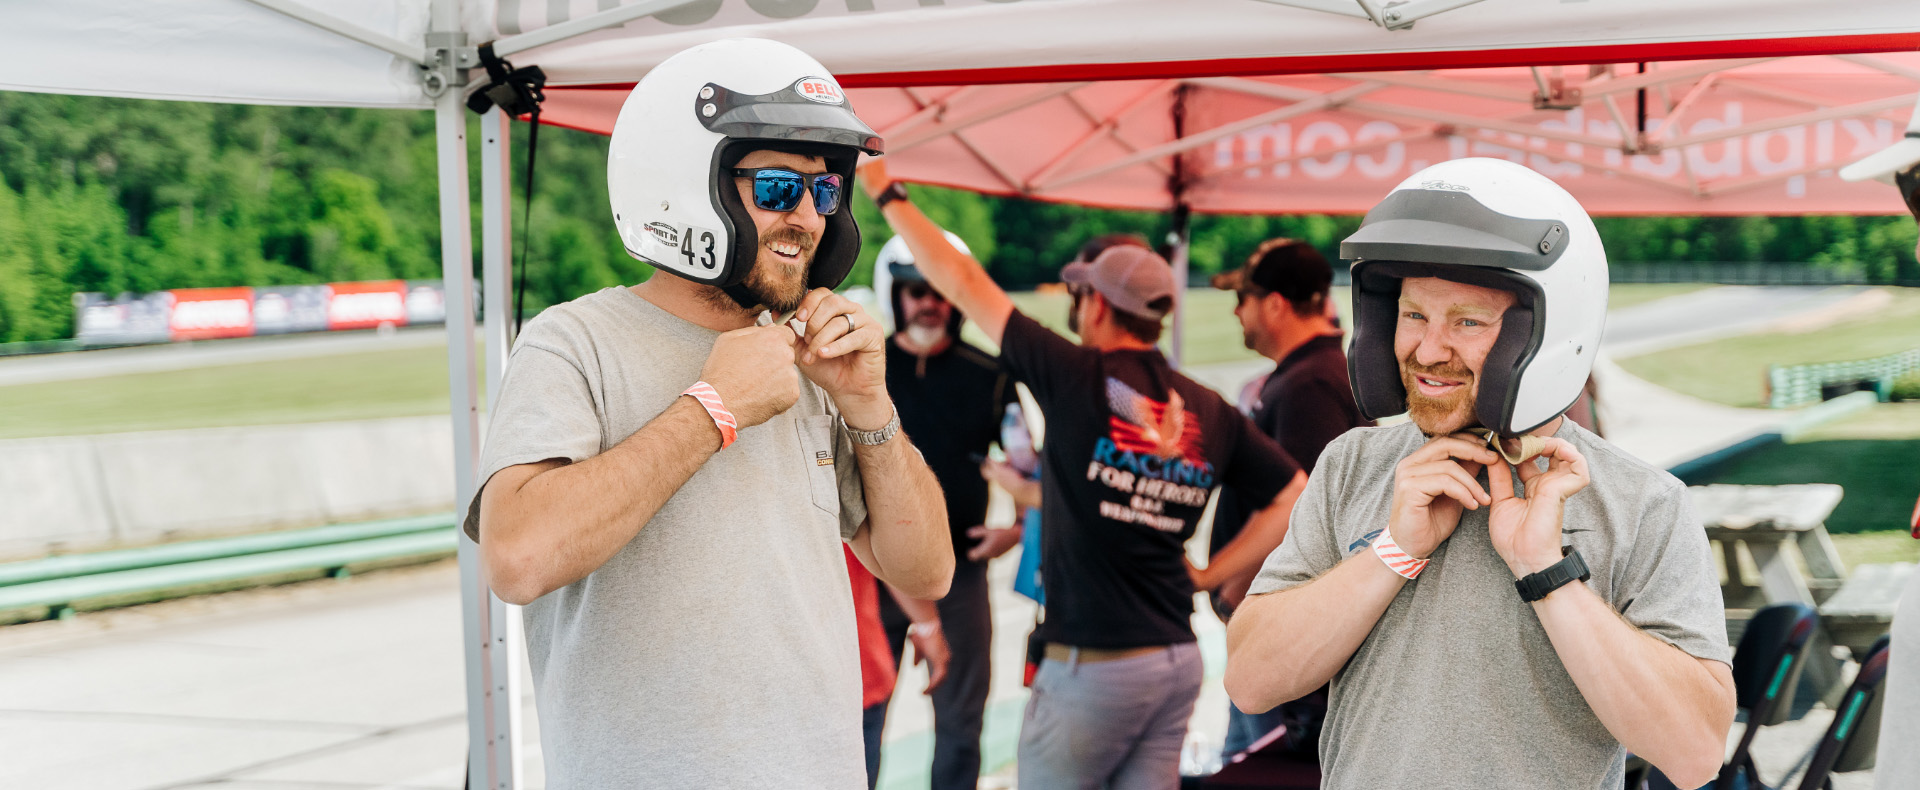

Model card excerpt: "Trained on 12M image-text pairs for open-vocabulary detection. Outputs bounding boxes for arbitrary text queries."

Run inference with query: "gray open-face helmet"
[607,38,882,307]
[1343,158,1609,437]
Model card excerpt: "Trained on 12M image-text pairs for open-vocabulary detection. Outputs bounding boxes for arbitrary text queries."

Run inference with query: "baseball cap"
[1062,245,1177,319]
[1211,238,1331,306]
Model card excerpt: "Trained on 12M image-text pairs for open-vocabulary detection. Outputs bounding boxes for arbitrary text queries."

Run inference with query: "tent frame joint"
[422,31,475,99]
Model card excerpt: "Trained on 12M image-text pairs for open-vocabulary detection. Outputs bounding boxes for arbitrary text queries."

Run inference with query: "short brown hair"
[1111,303,1167,343]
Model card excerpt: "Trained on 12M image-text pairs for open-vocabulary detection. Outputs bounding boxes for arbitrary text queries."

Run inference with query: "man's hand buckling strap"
[683,381,738,450]
[1373,529,1429,580]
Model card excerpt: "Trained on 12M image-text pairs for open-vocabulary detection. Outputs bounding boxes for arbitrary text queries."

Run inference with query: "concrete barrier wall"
[0,417,457,559]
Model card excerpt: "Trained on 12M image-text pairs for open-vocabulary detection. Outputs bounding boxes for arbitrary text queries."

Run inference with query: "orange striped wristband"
[682,381,738,450]
[1372,529,1430,580]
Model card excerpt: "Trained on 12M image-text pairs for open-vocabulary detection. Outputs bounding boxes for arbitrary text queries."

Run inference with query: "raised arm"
[479,324,803,605]
[859,159,1015,345]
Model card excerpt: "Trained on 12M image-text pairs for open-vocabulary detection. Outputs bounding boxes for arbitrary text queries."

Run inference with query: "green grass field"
[0,347,482,440]
[1691,402,1920,537]
[1616,287,1920,408]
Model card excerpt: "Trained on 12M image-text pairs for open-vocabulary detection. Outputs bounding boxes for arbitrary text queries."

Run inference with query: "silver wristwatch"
[841,407,901,446]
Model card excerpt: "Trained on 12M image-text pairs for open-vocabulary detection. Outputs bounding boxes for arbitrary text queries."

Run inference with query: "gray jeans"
[1016,642,1204,790]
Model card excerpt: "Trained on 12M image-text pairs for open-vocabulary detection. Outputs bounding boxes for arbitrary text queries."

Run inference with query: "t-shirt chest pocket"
[794,414,842,518]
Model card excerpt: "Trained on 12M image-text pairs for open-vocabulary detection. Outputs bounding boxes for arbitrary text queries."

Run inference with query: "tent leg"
[441,91,513,790]
[1167,204,1192,370]
[477,105,526,789]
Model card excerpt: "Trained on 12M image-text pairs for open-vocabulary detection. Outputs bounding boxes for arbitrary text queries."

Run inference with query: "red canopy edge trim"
[538,33,1920,94]
[838,34,1920,88]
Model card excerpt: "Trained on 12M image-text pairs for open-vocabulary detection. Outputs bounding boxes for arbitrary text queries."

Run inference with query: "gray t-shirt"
[465,286,870,790]
[1248,419,1730,790]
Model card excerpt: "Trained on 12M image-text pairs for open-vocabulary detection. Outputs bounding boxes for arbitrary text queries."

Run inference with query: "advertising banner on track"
[252,285,331,335]
[73,279,453,346]
[325,280,410,331]
[167,286,255,341]
[73,291,173,345]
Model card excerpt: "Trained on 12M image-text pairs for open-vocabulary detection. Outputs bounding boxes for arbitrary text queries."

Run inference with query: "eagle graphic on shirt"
[1105,378,1203,461]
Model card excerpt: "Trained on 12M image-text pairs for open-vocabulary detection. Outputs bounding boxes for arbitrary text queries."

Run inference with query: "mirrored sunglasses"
[731,168,843,215]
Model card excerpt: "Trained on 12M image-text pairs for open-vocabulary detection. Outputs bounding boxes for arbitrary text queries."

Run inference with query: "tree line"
[1,92,1915,343]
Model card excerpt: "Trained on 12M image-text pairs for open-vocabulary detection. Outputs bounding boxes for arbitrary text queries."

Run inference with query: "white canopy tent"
[4,2,1918,787]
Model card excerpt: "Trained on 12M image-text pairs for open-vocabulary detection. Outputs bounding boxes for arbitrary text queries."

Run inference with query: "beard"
[1400,353,1480,436]
[904,324,947,349]
[737,227,818,313]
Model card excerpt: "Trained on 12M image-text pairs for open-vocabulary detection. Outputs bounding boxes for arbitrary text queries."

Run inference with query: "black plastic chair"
[1791,634,1890,790]
[1711,602,1821,790]
[1635,603,1819,790]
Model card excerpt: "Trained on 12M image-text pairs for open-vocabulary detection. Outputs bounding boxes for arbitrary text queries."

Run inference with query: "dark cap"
[1211,238,1332,306]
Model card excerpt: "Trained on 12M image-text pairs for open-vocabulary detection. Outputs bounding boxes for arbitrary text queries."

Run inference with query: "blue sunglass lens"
[812,174,842,215]
[754,172,805,212]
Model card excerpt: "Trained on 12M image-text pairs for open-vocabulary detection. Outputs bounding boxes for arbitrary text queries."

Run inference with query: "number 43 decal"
[680,226,717,269]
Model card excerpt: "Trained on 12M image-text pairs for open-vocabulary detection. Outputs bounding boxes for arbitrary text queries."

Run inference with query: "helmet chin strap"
[1466,427,1549,465]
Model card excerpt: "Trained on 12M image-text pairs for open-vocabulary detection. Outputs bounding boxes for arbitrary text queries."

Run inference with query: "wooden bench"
[1819,561,1913,660]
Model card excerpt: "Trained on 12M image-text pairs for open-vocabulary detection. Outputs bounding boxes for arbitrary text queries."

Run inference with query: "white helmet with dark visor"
[1344,158,1609,437]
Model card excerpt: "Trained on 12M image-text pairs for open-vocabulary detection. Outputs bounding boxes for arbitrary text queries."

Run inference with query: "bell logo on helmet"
[1420,180,1470,192]
[794,77,845,105]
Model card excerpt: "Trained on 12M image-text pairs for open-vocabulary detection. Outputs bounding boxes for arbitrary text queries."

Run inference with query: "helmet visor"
[698,80,884,155]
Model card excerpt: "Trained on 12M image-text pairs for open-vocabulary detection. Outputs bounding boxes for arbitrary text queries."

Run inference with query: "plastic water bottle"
[1001,403,1037,475]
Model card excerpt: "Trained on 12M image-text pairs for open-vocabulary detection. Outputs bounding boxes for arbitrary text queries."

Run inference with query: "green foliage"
[1893,371,1920,402]
[1,90,1917,341]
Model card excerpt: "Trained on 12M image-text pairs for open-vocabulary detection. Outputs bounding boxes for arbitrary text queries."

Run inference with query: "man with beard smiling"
[465,40,952,789]
[1224,158,1735,790]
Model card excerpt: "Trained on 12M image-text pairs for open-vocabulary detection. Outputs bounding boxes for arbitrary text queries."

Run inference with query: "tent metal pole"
[422,0,509,786]
[478,106,526,790]
[441,91,504,790]
[1167,205,1191,370]
[1167,84,1192,371]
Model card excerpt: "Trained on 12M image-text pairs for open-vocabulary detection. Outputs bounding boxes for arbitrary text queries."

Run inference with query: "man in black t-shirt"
[1208,238,1372,759]
[861,160,1307,789]
[870,233,1016,790]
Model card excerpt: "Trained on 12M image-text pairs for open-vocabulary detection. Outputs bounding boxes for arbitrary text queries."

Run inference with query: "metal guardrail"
[0,516,459,620]
[1767,349,1920,408]
[0,514,453,586]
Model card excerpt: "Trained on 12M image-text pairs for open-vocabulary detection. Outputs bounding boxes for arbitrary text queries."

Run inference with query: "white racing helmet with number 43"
[1343,157,1609,437]
[607,38,883,306]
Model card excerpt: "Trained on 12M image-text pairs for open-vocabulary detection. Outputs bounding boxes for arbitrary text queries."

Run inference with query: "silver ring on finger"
[842,313,857,333]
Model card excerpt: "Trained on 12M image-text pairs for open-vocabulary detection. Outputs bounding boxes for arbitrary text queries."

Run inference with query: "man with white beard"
[869,231,1018,790]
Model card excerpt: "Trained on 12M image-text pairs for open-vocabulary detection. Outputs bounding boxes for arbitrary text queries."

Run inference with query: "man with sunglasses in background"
[863,231,1018,790]
[1207,238,1371,762]
[468,41,951,789]
[861,159,1307,790]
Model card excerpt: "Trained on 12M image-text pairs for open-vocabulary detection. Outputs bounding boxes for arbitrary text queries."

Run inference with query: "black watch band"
[1514,546,1591,603]
[874,181,910,210]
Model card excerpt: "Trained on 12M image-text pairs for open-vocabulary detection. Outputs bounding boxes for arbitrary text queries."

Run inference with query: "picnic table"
[1690,484,1851,697]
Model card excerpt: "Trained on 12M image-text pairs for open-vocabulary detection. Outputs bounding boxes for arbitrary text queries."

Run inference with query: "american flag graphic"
[1105,378,1203,460]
